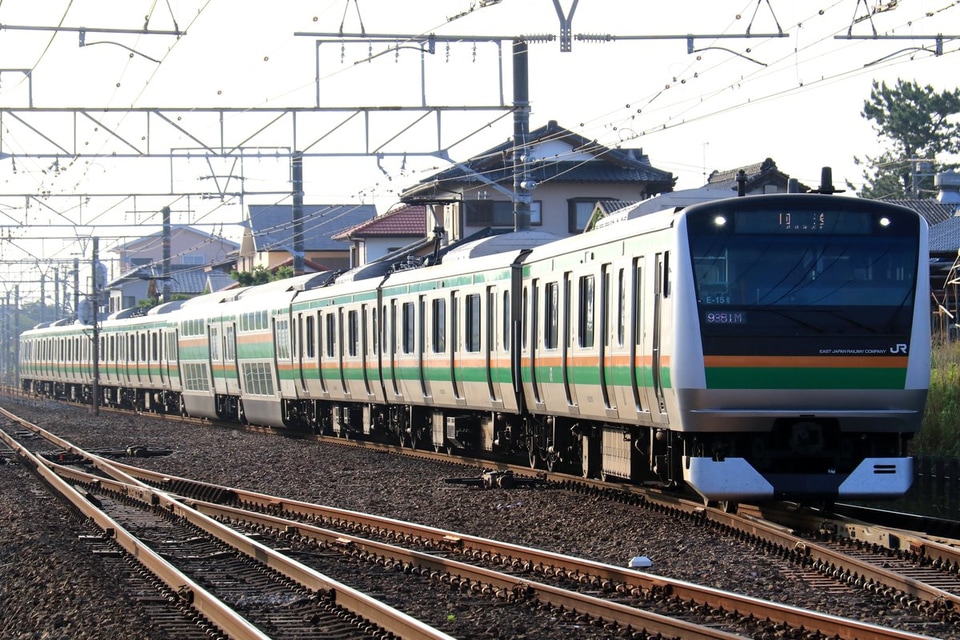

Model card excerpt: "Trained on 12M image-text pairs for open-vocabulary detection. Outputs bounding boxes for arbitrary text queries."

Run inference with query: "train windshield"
[686,200,920,338]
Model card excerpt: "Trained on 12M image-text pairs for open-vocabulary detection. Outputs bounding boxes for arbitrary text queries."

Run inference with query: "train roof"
[441,230,560,262]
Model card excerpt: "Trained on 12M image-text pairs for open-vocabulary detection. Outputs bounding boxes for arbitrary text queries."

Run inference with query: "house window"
[568,198,599,233]
[181,254,205,265]
[464,200,541,226]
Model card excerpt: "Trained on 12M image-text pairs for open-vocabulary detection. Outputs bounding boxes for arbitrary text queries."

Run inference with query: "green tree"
[230,265,294,286]
[852,79,960,199]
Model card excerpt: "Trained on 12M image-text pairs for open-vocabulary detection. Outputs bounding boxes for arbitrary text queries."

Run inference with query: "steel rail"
[0,408,457,640]
[0,426,271,640]
[104,459,939,640]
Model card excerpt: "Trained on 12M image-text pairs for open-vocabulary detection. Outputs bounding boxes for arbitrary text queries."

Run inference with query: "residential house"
[587,158,808,230]
[332,204,430,268]
[113,225,238,274]
[107,226,239,314]
[398,120,675,244]
[237,203,377,274]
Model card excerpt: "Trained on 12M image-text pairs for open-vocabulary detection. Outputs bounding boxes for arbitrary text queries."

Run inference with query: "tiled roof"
[400,120,674,200]
[883,199,957,228]
[929,217,960,254]
[109,263,219,295]
[247,204,377,252]
[333,204,427,240]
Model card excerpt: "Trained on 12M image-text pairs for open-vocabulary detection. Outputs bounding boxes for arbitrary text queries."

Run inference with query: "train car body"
[18,188,930,505]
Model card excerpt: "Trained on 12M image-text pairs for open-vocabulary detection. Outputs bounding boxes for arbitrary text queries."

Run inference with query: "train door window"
[635,259,644,346]
[140,334,147,361]
[276,319,291,360]
[545,282,558,350]
[210,327,220,361]
[305,315,316,358]
[401,302,415,354]
[152,333,159,361]
[432,298,446,353]
[617,268,625,346]
[465,293,481,352]
[578,274,595,348]
[601,267,610,347]
[225,325,235,361]
[325,313,336,358]
[503,290,510,352]
[110,335,116,361]
[372,307,379,355]
[662,251,671,298]
[347,310,359,357]
[130,335,136,361]
[523,286,530,350]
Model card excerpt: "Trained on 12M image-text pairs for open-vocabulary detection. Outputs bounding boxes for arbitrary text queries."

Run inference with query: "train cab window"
[347,311,359,357]
[401,302,415,354]
[578,275,595,348]
[465,294,481,352]
[432,298,446,353]
[306,315,316,358]
[545,282,559,350]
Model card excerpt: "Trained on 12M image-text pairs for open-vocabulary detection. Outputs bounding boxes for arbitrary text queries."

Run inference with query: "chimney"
[936,170,960,205]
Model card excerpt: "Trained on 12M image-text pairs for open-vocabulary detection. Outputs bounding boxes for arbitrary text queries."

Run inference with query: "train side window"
[402,302,415,354]
[225,325,235,361]
[545,282,558,350]
[578,274,595,348]
[306,315,316,358]
[276,319,291,360]
[465,293,481,352]
[432,298,446,353]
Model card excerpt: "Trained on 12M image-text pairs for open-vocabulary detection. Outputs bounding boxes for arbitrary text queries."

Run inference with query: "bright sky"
[0,0,958,300]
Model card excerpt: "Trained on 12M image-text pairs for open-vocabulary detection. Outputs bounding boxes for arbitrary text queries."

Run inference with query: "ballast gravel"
[0,397,953,639]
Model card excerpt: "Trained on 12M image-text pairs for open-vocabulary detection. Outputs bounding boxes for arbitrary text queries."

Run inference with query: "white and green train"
[20,191,930,505]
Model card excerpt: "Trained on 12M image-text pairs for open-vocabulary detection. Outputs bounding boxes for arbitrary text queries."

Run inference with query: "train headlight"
[713,215,727,227]
[879,216,891,227]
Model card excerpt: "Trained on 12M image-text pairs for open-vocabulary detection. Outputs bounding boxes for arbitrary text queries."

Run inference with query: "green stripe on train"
[705,367,907,389]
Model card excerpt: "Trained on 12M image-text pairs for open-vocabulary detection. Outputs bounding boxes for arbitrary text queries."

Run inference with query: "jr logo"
[890,343,908,354]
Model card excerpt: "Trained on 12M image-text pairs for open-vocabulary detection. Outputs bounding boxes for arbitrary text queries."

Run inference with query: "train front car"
[672,194,929,504]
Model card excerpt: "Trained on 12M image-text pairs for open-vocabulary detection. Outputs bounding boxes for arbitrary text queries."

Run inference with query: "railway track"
[0,401,946,640]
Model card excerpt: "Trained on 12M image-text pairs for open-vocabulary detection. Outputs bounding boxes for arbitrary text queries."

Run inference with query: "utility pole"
[161,206,171,303]
[90,237,100,416]
[512,39,532,232]
[292,151,304,275]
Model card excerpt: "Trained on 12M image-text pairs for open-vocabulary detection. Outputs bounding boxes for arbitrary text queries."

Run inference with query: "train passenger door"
[561,272,577,408]
[485,286,500,406]
[450,292,463,401]
[651,252,668,419]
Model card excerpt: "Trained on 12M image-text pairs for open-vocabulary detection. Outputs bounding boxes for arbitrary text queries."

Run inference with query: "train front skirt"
[683,456,914,502]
